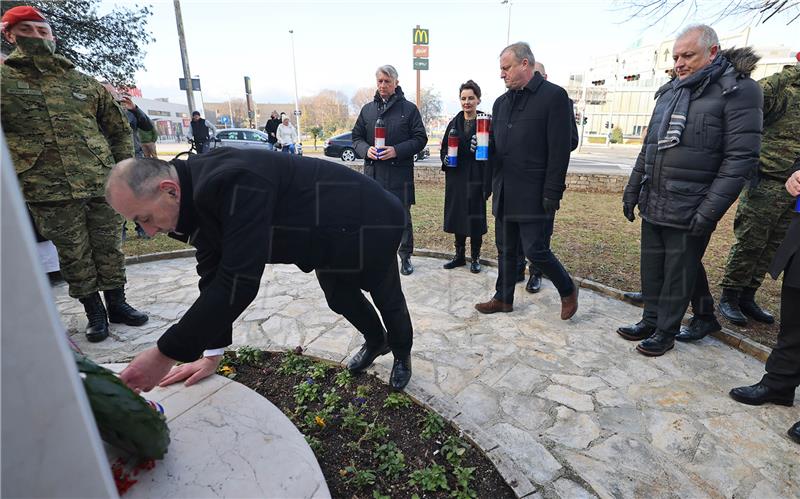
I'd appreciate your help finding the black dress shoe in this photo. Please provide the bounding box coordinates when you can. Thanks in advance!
[390,356,412,391]
[347,342,391,373]
[443,247,466,270]
[525,273,542,293]
[79,292,109,343]
[104,288,149,326]
[675,316,721,342]
[400,257,414,276]
[789,421,800,444]
[729,382,795,407]
[719,288,747,325]
[739,288,774,324]
[636,330,675,357]
[617,321,656,341]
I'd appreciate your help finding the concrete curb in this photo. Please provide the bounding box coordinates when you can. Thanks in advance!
[125,247,771,364]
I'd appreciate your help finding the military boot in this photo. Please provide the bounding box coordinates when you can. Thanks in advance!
[443,245,466,269]
[79,292,109,343]
[739,287,774,324]
[718,288,747,326]
[104,288,149,326]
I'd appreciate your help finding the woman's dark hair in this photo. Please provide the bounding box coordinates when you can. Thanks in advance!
[459,80,481,99]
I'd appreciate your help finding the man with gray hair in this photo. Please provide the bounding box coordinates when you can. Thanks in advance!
[475,42,579,319]
[352,64,428,276]
[618,24,762,356]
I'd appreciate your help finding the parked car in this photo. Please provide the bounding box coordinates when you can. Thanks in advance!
[216,128,303,156]
[324,132,429,162]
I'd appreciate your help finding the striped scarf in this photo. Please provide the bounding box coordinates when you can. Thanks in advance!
[657,55,728,150]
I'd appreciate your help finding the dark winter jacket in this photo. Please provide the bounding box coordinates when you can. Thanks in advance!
[159,148,406,362]
[264,117,281,144]
[352,86,428,206]
[623,48,763,230]
[126,106,153,158]
[490,72,573,219]
[439,111,491,236]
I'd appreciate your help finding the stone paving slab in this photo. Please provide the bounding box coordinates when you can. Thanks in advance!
[56,256,800,498]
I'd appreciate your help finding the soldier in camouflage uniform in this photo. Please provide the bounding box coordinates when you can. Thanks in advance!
[717,64,800,326]
[1,6,148,342]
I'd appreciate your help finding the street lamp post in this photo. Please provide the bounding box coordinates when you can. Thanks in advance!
[501,0,512,45]
[289,29,302,143]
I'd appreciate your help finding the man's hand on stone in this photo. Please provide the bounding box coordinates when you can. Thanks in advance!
[786,170,800,197]
[159,355,222,388]
[119,347,177,393]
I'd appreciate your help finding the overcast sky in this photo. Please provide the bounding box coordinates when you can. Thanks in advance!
[105,0,798,115]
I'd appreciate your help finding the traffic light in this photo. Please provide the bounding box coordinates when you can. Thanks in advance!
[583,116,588,125]
[605,121,609,129]
[591,79,605,86]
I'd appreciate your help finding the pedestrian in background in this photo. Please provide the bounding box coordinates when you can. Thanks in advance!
[352,64,428,276]
[276,116,298,154]
[187,110,217,153]
[139,120,159,159]
[440,79,491,274]
[264,110,281,151]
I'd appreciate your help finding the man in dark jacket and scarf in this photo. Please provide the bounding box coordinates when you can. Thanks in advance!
[352,65,428,275]
[106,149,415,392]
[475,42,579,320]
[618,24,763,356]
[730,168,800,444]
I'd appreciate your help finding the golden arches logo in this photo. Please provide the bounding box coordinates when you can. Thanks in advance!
[413,28,429,45]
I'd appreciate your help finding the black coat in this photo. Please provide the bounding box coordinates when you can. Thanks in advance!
[264,117,281,144]
[623,48,763,229]
[159,148,406,362]
[770,213,800,289]
[352,86,428,206]
[439,112,491,236]
[490,73,573,219]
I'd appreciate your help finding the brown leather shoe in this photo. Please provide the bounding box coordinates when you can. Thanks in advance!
[560,286,579,320]
[475,298,513,314]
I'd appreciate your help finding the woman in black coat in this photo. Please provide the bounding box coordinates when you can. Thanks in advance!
[439,80,492,273]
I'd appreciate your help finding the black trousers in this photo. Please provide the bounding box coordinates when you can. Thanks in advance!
[454,233,482,258]
[640,220,711,336]
[517,220,552,277]
[762,282,800,391]
[398,205,414,259]
[316,257,413,358]
[689,263,716,321]
[495,215,574,304]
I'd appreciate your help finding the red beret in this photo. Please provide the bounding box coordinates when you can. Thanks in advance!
[1,6,48,33]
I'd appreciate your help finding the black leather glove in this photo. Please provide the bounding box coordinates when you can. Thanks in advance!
[542,198,560,215]
[469,135,477,153]
[690,212,716,237]
[623,202,636,222]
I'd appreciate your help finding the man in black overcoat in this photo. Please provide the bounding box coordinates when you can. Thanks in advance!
[730,168,800,444]
[352,64,428,275]
[475,42,579,319]
[105,149,414,392]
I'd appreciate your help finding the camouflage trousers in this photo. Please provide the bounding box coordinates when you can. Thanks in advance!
[721,176,796,290]
[28,197,126,299]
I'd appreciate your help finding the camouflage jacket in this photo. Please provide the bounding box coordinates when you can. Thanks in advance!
[1,49,133,202]
[759,65,800,181]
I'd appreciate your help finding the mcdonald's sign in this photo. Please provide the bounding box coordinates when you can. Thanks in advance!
[412,27,429,45]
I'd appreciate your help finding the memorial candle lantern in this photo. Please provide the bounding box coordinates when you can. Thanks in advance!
[476,114,491,161]
[374,117,386,155]
[446,128,459,167]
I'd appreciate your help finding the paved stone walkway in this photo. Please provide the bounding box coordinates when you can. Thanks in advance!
[55,256,799,498]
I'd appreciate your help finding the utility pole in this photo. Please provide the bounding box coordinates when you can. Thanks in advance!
[289,30,302,140]
[415,25,421,110]
[501,0,512,45]
[578,68,590,152]
[173,0,195,114]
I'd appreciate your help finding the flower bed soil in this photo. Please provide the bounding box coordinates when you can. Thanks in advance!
[224,348,516,499]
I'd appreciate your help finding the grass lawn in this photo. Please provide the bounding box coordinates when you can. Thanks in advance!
[122,182,781,347]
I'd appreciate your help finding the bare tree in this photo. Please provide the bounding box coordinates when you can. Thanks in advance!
[300,90,351,137]
[416,87,444,129]
[351,87,376,115]
[616,0,800,27]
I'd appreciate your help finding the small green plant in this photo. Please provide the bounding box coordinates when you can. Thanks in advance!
[216,356,237,378]
[304,435,322,453]
[451,466,477,499]
[383,392,412,409]
[341,403,368,432]
[344,464,376,487]
[303,407,333,430]
[277,352,310,375]
[306,362,328,380]
[322,389,341,409]
[373,491,391,499]
[334,369,353,388]
[409,464,449,492]
[363,421,390,442]
[375,441,406,479]
[441,436,467,466]
[610,126,624,144]
[294,378,320,405]
[355,384,371,399]
[421,412,445,439]
[235,345,263,365]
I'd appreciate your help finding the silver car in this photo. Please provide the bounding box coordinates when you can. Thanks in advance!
[215,128,303,156]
